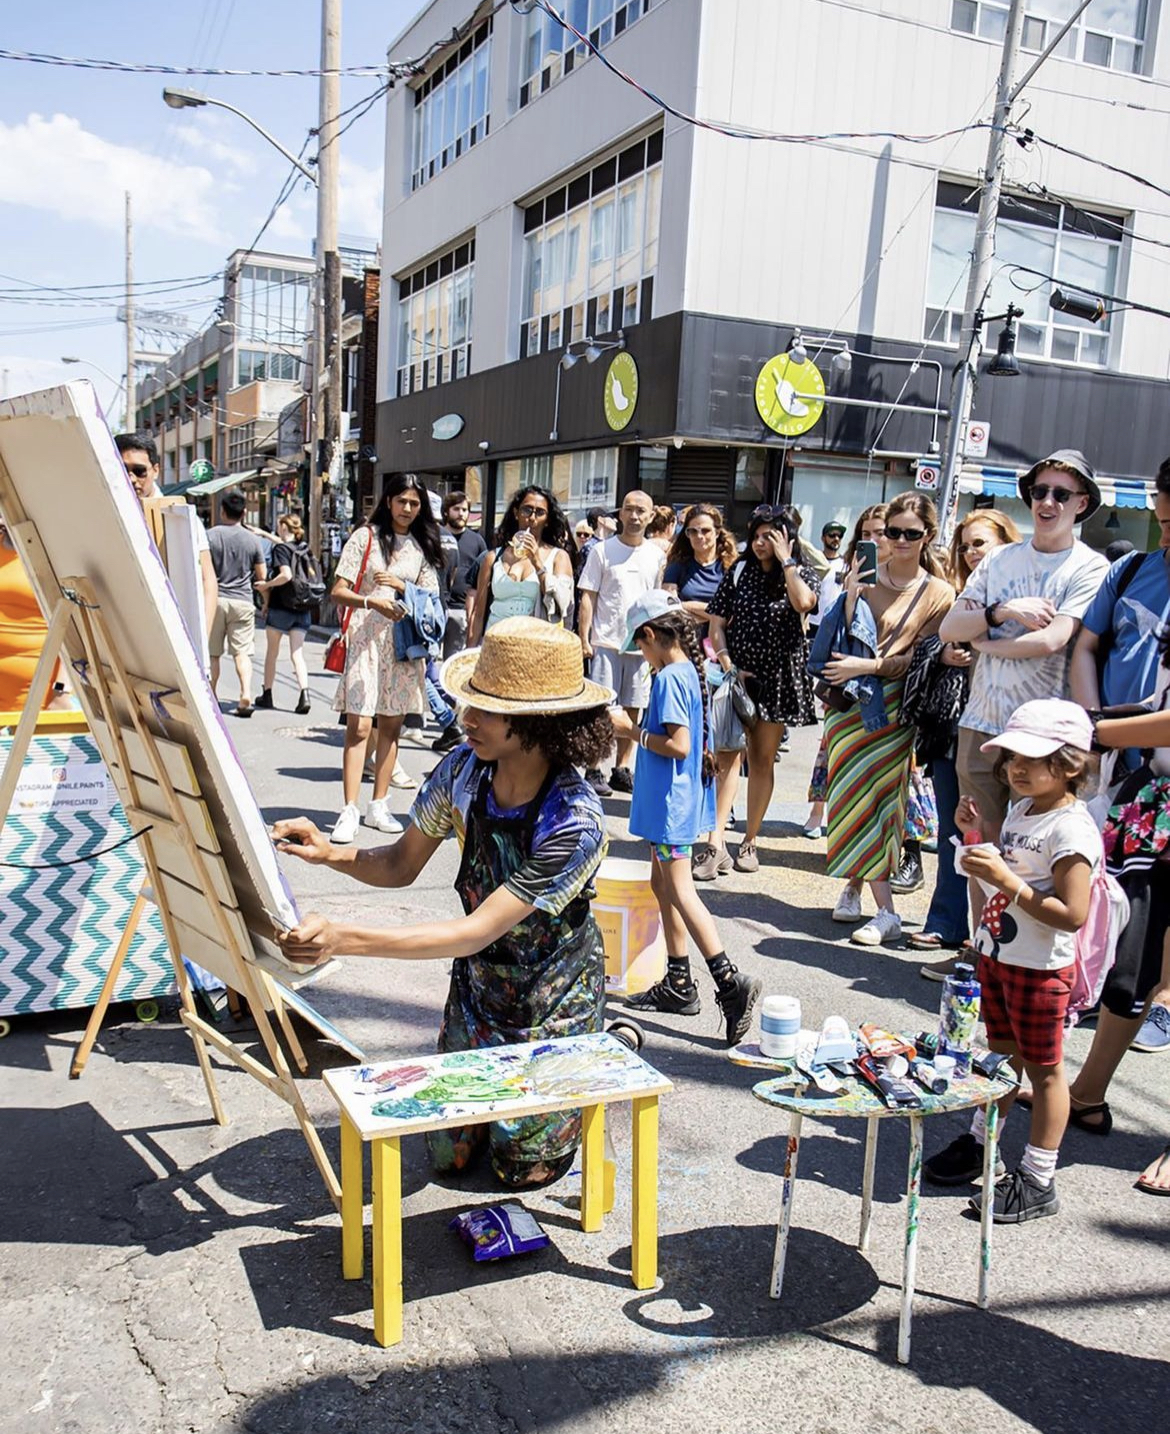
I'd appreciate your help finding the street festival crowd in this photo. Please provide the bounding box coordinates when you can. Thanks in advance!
[4,436,1170,1221]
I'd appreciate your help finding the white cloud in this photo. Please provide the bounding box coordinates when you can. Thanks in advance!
[339,156,384,244]
[0,113,224,240]
[171,121,259,177]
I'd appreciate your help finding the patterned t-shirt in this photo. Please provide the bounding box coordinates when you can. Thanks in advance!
[958,539,1109,735]
[410,749,607,914]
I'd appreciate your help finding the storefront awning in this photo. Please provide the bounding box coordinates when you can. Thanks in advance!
[958,463,1155,510]
[187,469,259,496]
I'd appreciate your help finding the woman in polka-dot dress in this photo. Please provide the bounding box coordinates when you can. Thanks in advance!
[706,506,819,873]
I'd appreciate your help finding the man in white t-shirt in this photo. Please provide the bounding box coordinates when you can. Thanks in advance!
[940,449,1109,838]
[577,490,664,794]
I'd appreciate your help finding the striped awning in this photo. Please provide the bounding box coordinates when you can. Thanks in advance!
[958,464,1155,510]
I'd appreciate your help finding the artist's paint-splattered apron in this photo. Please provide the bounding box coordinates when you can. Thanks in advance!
[428,763,605,1185]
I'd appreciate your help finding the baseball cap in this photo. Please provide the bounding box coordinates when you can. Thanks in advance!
[623,589,684,651]
[822,521,846,536]
[1018,449,1101,521]
[979,699,1093,758]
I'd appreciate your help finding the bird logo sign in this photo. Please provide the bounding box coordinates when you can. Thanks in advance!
[754,353,825,437]
[604,352,639,432]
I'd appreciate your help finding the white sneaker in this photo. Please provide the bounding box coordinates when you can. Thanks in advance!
[851,908,902,947]
[389,763,417,790]
[831,885,863,923]
[330,803,361,845]
[365,798,403,834]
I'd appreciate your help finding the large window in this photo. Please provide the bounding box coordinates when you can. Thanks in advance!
[925,181,1123,367]
[234,265,312,345]
[396,239,475,397]
[236,349,300,385]
[951,1,1147,74]
[411,19,491,192]
[497,448,618,520]
[520,1,656,108]
[521,130,662,357]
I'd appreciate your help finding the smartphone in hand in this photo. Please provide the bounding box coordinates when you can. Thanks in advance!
[856,539,879,584]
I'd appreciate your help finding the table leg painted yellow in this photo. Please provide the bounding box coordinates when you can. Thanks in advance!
[630,1095,659,1290]
[371,1136,403,1348]
[340,1113,364,1280]
[580,1103,605,1232]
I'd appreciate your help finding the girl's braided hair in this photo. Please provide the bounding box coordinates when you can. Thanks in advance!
[635,609,715,785]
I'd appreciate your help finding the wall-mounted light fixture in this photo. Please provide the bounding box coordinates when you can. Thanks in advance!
[549,331,626,442]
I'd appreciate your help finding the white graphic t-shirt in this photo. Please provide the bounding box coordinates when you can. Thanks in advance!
[970,798,1101,971]
[578,535,665,651]
[959,539,1109,735]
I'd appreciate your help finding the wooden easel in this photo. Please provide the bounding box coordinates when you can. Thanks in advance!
[0,577,341,1206]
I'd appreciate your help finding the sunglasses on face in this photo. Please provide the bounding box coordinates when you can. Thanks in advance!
[959,536,991,552]
[686,525,716,537]
[1029,483,1082,505]
[125,464,151,479]
[886,525,925,542]
[518,505,547,517]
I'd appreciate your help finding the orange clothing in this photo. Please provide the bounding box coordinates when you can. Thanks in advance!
[0,545,52,713]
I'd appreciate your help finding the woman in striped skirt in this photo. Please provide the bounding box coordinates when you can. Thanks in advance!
[821,493,954,947]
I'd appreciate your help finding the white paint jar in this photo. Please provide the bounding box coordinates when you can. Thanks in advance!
[759,995,802,1059]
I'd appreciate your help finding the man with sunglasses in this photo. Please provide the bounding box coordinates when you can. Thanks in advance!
[115,431,218,638]
[940,449,1109,838]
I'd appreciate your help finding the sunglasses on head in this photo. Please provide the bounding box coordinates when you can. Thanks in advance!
[1028,483,1082,505]
[125,464,151,478]
[752,504,783,521]
[886,525,925,542]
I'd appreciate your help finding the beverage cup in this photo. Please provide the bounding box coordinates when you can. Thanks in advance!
[759,995,802,1059]
[957,841,999,875]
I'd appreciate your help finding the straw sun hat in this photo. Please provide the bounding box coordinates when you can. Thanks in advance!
[440,616,615,714]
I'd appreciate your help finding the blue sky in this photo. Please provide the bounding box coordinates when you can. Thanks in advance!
[0,0,426,413]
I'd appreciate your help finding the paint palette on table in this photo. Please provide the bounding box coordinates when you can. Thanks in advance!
[327,1032,672,1135]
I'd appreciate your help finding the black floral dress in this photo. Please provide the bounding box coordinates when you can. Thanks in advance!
[707,560,819,725]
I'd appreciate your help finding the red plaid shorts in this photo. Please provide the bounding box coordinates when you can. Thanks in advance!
[975,953,1073,1068]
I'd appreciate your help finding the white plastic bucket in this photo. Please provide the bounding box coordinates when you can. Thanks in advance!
[591,857,666,995]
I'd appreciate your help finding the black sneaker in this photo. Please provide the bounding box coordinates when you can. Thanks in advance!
[969,1167,1060,1223]
[626,978,701,1017]
[585,767,613,797]
[715,971,762,1047]
[432,722,464,753]
[890,848,924,894]
[924,1133,1006,1187]
[609,765,634,793]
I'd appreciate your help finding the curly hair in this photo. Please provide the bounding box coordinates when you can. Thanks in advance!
[630,609,715,784]
[993,743,1093,795]
[495,486,575,565]
[665,503,738,571]
[507,706,615,771]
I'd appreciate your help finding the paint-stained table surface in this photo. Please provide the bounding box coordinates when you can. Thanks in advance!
[324,1032,673,1139]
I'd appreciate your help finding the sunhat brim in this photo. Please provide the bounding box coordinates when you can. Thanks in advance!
[440,647,615,715]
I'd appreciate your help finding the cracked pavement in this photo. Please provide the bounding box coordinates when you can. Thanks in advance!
[2,642,1168,1432]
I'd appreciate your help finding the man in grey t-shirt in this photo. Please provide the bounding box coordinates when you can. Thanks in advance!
[207,489,266,716]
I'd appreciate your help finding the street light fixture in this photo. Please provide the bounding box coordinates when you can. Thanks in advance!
[981,304,1025,378]
[550,331,626,441]
[160,87,318,186]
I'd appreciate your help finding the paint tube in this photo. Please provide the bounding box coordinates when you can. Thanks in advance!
[858,1024,916,1061]
[909,1057,948,1095]
[449,1203,551,1262]
[972,1050,1012,1081]
[854,1051,923,1109]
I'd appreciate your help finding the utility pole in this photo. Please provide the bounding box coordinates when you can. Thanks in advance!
[311,0,342,557]
[124,191,135,431]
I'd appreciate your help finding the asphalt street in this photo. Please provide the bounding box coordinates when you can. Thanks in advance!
[2,635,1168,1434]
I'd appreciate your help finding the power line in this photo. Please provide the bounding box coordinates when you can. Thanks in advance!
[0,47,389,78]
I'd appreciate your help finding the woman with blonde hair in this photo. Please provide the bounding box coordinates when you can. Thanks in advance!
[816,492,955,945]
[646,504,677,554]
[255,512,314,715]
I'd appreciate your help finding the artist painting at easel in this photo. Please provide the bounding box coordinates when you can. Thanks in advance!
[272,617,615,1187]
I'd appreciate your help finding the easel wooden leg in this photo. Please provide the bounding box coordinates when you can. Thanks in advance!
[897,1112,925,1366]
[858,1114,879,1252]
[580,1103,605,1233]
[171,954,227,1126]
[341,1112,364,1280]
[371,1135,403,1347]
[69,888,148,1079]
[770,1111,803,1299]
[264,973,309,1075]
[978,1097,999,1310]
[630,1095,659,1290]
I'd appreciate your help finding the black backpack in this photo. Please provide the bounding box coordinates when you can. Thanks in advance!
[287,541,327,612]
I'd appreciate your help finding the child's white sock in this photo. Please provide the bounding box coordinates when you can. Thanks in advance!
[969,1107,994,1145]
[1020,1143,1059,1187]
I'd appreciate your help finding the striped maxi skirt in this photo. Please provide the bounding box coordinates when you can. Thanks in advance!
[824,679,914,882]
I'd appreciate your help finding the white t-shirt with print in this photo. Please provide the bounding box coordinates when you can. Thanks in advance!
[969,797,1102,971]
[578,535,664,651]
[959,539,1109,735]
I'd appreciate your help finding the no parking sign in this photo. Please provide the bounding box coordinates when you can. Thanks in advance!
[915,460,940,492]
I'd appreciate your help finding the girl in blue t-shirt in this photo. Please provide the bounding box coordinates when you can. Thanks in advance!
[610,593,762,1045]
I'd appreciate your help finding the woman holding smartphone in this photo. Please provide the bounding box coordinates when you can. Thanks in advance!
[821,492,954,946]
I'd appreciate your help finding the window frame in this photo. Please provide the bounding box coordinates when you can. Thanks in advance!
[950,0,1148,75]
[395,239,476,397]
[519,0,656,109]
[411,19,493,192]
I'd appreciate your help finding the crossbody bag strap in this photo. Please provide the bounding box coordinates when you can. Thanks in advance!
[876,577,930,658]
[339,527,375,636]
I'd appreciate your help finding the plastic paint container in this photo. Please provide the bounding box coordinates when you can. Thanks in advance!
[932,1053,956,1089]
[591,858,667,995]
[759,996,802,1058]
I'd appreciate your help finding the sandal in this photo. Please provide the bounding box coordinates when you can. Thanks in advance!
[1136,1142,1170,1196]
[907,932,958,952]
[1012,1090,1113,1135]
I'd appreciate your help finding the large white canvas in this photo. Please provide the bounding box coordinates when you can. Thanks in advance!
[0,381,304,985]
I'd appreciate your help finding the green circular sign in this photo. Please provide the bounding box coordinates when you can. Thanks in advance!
[754,353,825,437]
[604,352,639,432]
[188,458,215,483]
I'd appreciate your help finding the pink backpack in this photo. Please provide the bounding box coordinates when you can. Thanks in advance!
[1068,864,1129,1026]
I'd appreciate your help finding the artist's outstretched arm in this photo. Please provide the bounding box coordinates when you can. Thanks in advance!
[277,884,536,965]
[271,817,441,888]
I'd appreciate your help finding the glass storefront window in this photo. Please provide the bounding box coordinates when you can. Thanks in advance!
[496,448,617,523]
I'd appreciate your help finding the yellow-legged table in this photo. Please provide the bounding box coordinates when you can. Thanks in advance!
[323,1032,673,1346]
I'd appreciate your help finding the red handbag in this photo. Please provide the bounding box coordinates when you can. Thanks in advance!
[323,528,374,676]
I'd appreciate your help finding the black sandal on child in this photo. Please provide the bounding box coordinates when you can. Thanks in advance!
[1017,1090,1113,1135]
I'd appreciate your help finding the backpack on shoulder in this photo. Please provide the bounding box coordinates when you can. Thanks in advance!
[287,542,327,612]
[1068,863,1129,1027]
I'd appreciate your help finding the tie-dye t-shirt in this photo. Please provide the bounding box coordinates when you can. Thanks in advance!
[410,748,607,913]
[958,539,1109,736]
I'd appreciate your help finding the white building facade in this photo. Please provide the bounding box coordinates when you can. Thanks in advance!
[376,0,1170,546]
